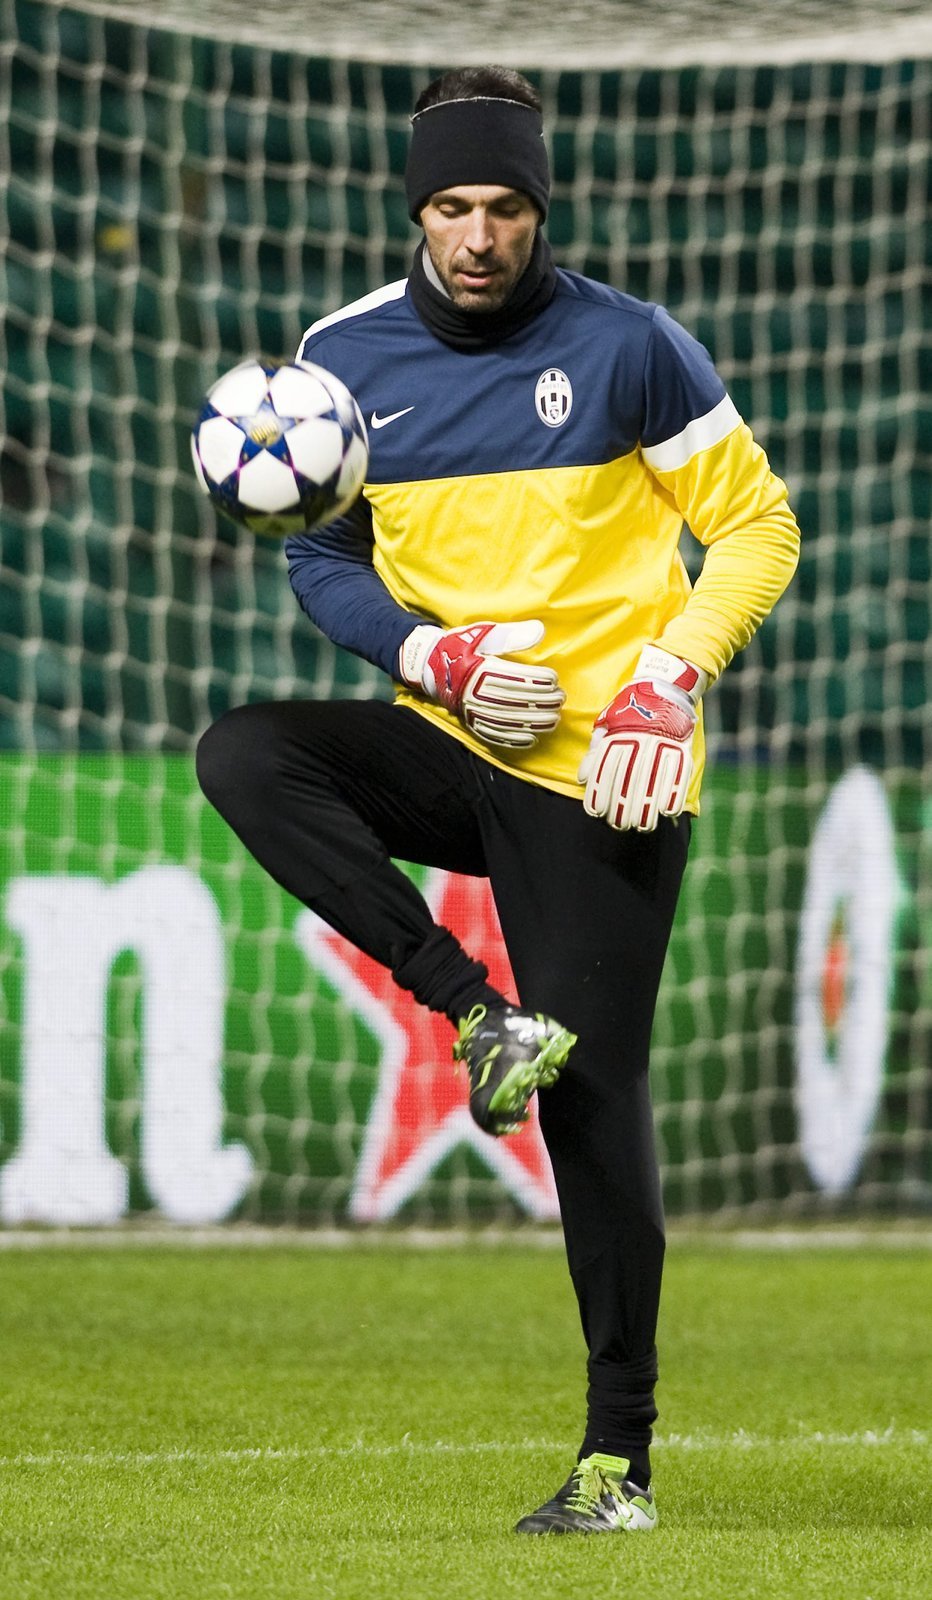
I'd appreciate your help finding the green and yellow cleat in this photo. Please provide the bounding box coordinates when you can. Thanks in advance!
[453,1003,576,1137]
[515,1453,657,1535]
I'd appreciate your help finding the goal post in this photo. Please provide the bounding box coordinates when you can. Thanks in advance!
[1,0,930,1224]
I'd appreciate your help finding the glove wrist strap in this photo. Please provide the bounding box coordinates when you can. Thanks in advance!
[634,645,709,705]
[399,625,443,691]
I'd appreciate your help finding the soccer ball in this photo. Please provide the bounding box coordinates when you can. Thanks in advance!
[191,358,369,536]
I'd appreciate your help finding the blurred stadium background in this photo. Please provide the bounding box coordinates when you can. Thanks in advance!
[1,0,931,1230]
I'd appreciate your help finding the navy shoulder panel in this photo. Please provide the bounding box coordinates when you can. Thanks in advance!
[298,279,409,348]
[291,270,729,484]
[551,269,657,324]
[641,305,727,449]
[552,273,726,446]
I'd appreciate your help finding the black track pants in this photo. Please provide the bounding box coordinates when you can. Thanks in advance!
[197,698,690,1458]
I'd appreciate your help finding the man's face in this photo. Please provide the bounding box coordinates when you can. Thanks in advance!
[420,185,539,312]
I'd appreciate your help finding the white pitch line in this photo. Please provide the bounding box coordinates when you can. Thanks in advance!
[0,1225,929,1251]
[0,1430,926,1469]
[702,1228,932,1252]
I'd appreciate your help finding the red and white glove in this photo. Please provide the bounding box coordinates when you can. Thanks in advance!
[578,646,710,832]
[399,620,564,749]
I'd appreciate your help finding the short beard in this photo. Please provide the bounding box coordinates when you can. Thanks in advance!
[426,242,534,314]
[446,278,512,312]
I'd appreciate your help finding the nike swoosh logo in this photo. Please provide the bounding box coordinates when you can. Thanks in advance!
[369,406,415,429]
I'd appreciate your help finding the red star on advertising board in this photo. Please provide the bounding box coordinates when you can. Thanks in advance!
[295,870,559,1221]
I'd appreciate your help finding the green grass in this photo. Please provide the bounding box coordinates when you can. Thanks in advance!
[0,1238,929,1599]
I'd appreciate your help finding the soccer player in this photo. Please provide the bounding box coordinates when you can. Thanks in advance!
[197,65,800,1534]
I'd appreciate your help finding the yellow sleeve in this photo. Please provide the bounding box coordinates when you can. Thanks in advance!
[647,419,801,683]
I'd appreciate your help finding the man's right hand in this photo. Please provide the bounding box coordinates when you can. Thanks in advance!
[398,621,564,749]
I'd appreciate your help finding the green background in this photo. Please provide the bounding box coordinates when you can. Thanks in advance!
[1,4,930,1217]
[2,1,930,756]
[1,754,928,1220]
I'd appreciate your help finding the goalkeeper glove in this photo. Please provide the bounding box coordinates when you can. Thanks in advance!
[399,620,564,750]
[578,645,710,832]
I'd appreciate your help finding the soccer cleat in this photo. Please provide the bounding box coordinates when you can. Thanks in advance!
[452,1003,576,1136]
[514,1452,657,1535]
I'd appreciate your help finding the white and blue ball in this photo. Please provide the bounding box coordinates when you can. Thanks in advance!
[191,359,369,537]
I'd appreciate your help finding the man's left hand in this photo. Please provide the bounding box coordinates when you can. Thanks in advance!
[578,647,709,832]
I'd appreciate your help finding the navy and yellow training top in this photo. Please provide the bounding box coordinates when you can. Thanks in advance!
[286,269,800,811]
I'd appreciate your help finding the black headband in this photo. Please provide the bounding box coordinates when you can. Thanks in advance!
[405,97,551,223]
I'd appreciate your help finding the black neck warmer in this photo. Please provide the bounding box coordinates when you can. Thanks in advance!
[407,233,558,351]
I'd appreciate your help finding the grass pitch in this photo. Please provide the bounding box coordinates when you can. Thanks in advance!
[0,1235,929,1599]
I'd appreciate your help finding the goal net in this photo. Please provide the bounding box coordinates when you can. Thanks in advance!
[1,0,930,1225]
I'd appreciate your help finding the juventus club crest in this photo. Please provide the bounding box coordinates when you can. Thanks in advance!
[535,367,573,427]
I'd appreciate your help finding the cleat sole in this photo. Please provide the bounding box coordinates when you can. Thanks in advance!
[486,1027,576,1120]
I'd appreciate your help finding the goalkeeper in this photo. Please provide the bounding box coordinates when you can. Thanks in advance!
[197,65,799,1536]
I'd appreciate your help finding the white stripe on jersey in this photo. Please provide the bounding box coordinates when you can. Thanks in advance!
[642,393,742,473]
[298,279,407,351]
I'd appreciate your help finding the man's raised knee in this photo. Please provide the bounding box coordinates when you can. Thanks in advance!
[195,705,272,809]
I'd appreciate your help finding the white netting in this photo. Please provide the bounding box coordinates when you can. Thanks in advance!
[74,0,932,66]
[0,0,929,1223]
